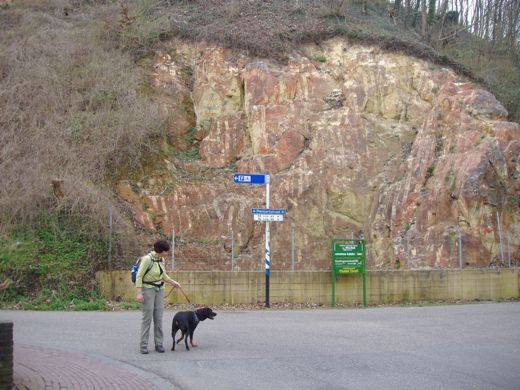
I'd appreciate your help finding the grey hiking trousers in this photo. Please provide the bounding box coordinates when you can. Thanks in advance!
[140,287,165,349]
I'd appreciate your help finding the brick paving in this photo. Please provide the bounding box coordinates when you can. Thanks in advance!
[13,344,163,390]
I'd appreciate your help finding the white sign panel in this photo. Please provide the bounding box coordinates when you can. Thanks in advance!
[253,214,284,222]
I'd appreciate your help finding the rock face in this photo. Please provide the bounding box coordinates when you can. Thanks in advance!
[118,38,520,271]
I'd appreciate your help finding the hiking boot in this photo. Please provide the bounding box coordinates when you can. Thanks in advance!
[140,347,149,354]
[155,345,165,353]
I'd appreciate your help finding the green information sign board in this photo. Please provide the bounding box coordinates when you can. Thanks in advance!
[332,238,366,307]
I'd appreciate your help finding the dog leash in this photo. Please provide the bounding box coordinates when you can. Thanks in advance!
[164,285,191,303]
[178,286,191,303]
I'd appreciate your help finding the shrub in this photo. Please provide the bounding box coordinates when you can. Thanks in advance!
[0,213,108,309]
[315,55,327,62]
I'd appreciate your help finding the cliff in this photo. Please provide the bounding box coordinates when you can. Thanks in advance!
[117,38,519,270]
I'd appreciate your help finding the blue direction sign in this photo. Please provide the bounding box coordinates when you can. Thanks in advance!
[233,173,269,185]
[251,208,286,214]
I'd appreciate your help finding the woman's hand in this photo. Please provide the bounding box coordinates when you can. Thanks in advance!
[136,292,144,303]
[171,280,181,289]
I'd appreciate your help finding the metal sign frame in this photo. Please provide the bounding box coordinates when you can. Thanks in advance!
[331,238,367,307]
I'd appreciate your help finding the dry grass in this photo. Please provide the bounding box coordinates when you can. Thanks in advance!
[0,1,167,252]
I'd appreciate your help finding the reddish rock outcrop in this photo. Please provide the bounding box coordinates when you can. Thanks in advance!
[119,38,519,271]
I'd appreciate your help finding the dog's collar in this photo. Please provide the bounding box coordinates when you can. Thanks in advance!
[193,311,199,324]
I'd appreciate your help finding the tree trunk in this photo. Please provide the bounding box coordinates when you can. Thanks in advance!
[437,0,450,40]
[394,0,402,14]
[404,0,411,26]
[421,0,428,38]
[427,0,436,25]
[413,0,421,27]
[507,0,520,50]
[472,0,481,35]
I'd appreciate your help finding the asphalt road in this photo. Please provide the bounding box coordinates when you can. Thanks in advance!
[3,302,520,390]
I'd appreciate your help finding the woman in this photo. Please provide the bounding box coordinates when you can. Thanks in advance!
[135,239,181,354]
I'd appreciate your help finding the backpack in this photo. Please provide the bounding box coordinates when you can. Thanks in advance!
[131,253,153,284]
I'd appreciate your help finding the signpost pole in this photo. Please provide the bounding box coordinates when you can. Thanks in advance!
[362,241,367,307]
[265,176,270,308]
[233,172,281,308]
[332,239,336,307]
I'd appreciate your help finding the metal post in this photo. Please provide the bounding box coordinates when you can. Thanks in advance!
[231,230,234,272]
[507,231,511,268]
[497,211,505,265]
[291,226,295,271]
[331,239,336,307]
[362,240,367,308]
[265,175,270,308]
[108,206,112,271]
[108,206,114,300]
[458,228,463,268]
[172,229,175,271]
[406,233,410,268]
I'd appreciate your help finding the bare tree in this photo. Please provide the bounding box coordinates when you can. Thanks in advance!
[437,0,450,39]
[421,0,428,37]
[404,0,412,26]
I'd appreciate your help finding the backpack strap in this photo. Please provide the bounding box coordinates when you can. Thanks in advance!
[141,252,154,278]
[142,254,164,288]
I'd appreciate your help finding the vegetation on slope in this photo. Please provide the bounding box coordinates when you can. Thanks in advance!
[0,0,518,308]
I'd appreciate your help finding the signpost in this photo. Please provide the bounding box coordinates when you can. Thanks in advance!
[233,173,269,185]
[233,173,283,307]
[251,208,286,222]
[331,238,366,307]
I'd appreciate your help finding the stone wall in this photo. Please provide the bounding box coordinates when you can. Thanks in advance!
[96,268,520,306]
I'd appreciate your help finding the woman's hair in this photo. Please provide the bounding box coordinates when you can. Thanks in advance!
[153,239,170,253]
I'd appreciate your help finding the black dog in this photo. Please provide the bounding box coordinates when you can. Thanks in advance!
[171,307,217,351]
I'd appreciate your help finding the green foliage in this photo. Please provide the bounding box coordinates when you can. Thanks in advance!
[182,66,193,77]
[178,127,202,160]
[315,55,327,62]
[182,127,198,144]
[0,213,108,310]
[8,289,106,311]
[178,148,202,160]
[426,164,435,178]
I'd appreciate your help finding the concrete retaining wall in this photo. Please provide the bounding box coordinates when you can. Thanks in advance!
[95,268,520,306]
